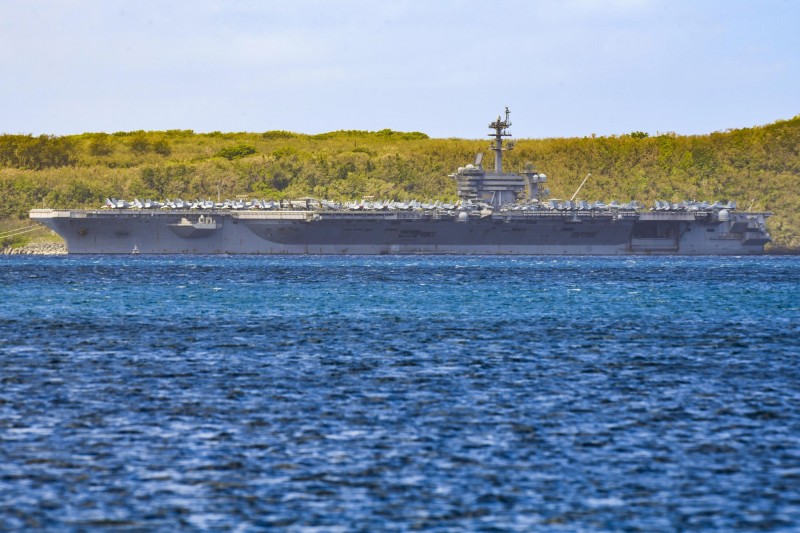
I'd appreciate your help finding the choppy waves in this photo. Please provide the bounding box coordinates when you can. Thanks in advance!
[1,256,799,530]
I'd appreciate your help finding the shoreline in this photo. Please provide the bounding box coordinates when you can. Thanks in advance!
[2,242,67,255]
[2,243,797,256]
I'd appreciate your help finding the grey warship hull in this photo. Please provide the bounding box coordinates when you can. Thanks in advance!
[28,109,773,255]
[30,208,771,255]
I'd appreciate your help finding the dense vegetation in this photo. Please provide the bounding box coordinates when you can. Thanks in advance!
[1,117,799,250]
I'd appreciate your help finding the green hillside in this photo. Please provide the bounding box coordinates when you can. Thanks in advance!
[2,117,799,250]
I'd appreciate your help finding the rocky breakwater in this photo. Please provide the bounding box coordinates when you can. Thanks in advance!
[2,242,67,255]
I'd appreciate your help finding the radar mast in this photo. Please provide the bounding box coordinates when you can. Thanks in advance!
[489,106,512,173]
[450,107,532,207]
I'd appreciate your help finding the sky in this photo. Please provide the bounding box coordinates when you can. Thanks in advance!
[1,0,798,139]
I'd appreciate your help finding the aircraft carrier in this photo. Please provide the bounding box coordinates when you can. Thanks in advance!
[30,110,772,255]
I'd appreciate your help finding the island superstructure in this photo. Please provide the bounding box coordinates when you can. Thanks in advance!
[30,110,772,255]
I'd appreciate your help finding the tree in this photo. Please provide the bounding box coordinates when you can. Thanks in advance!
[153,139,171,156]
[130,136,150,154]
[89,135,113,156]
[215,144,257,160]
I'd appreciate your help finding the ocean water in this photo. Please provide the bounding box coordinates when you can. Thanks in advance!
[1,255,799,531]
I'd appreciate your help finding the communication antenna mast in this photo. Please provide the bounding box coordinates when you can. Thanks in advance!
[489,106,512,173]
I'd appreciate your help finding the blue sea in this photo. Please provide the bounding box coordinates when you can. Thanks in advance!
[1,255,799,531]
